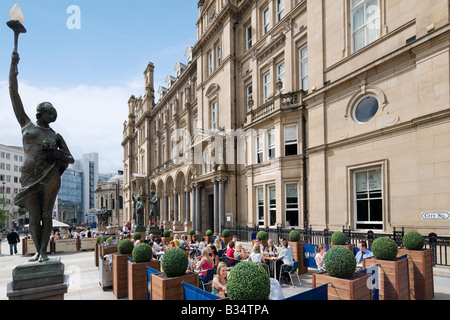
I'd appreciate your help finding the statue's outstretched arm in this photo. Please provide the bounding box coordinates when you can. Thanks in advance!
[9,52,30,128]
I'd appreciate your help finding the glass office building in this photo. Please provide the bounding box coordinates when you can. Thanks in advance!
[57,169,83,224]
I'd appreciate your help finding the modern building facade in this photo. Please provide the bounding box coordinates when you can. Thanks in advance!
[123,0,450,236]
[0,144,24,229]
[56,153,101,224]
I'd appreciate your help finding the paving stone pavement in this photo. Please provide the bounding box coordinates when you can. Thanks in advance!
[1,239,449,301]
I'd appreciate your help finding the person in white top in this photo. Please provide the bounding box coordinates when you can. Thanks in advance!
[249,245,265,263]
[276,239,295,283]
[315,243,327,272]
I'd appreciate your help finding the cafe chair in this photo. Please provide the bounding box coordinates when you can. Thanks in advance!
[279,261,301,287]
[199,268,215,292]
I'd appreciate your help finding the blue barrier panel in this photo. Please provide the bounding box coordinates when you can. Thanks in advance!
[302,244,329,268]
[147,267,160,300]
[183,281,221,300]
[128,257,134,261]
[358,264,379,300]
[283,283,328,300]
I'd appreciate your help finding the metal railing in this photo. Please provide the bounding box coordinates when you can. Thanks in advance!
[221,224,450,267]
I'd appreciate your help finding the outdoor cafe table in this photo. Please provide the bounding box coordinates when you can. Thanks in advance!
[263,253,279,279]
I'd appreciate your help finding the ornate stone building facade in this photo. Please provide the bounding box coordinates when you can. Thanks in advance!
[123,0,450,236]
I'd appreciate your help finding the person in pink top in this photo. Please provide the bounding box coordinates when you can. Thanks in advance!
[197,247,214,276]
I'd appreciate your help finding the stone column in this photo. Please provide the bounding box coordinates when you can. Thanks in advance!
[173,190,183,231]
[191,184,197,230]
[218,177,227,232]
[213,178,219,235]
[184,186,192,231]
[194,183,203,232]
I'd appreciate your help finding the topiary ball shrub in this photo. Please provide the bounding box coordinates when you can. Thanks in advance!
[227,261,270,300]
[133,232,141,240]
[105,237,113,244]
[163,230,171,237]
[188,229,196,236]
[331,231,346,245]
[222,229,230,237]
[288,230,301,242]
[161,248,189,277]
[323,245,357,279]
[205,229,213,236]
[402,232,425,250]
[96,236,103,244]
[132,243,153,263]
[256,230,267,240]
[372,237,398,261]
[118,239,134,254]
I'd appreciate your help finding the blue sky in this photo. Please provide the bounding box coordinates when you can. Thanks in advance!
[0,0,198,173]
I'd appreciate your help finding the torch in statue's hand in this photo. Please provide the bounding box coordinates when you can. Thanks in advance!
[7,4,26,74]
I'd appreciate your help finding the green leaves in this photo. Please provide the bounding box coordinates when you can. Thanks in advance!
[227,261,270,300]
[324,246,357,279]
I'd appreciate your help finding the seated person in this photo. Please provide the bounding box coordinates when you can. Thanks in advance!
[355,241,373,267]
[212,262,228,295]
[264,239,278,255]
[249,245,265,263]
[225,241,235,265]
[315,243,327,272]
[233,242,247,261]
[275,240,294,283]
[196,248,214,277]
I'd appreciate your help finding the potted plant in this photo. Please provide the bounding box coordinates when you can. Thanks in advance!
[227,261,271,300]
[313,245,371,300]
[288,230,307,274]
[222,229,231,246]
[398,232,434,300]
[133,232,141,242]
[113,239,134,299]
[330,231,354,252]
[163,230,173,243]
[254,230,268,248]
[187,229,196,242]
[363,237,409,300]
[204,229,213,244]
[100,236,117,261]
[151,247,198,300]
[128,243,161,300]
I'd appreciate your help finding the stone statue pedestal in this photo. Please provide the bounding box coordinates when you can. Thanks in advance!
[184,221,193,232]
[7,257,69,300]
[172,221,183,232]
[133,225,147,233]
[146,225,162,237]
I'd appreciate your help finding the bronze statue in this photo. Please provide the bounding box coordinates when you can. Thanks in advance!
[132,194,144,228]
[149,190,159,225]
[9,52,74,262]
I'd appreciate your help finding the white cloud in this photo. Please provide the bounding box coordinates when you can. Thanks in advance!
[0,79,142,173]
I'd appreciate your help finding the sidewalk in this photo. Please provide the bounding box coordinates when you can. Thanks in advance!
[1,239,449,300]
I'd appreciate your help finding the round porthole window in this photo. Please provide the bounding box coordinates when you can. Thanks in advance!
[353,95,379,123]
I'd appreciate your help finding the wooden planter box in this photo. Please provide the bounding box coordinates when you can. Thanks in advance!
[113,253,133,299]
[100,244,118,257]
[223,237,232,246]
[363,257,410,300]
[204,236,213,244]
[288,241,308,274]
[252,239,268,249]
[151,272,199,300]
[398,248,434,300]
[313,271,372,300]
[128,260,161,300]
